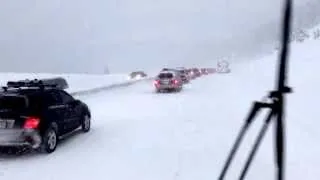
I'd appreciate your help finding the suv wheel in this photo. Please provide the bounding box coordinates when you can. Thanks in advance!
[81,114,91,133]
[40,125,58,153]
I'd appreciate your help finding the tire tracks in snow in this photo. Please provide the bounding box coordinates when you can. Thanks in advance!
[172,117,201,180]
[0,158,8,177]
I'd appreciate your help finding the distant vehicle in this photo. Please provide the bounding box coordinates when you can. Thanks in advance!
[161,68,189,84]
[154,71,183,93]
[190,68,201,78]
[175,69,190,84]
[161,68,174,72]
[185,69,195,79]
[128,71,147,80]
[200,68,209,75]
[0,78,91,154]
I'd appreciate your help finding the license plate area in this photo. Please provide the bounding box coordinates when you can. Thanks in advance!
[0,119,15,129]
[160,79,171,84]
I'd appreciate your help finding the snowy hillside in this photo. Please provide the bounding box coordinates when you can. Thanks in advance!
[0,23,318,180]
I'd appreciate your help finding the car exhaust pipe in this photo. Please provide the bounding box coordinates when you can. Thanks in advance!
[23,130,42,149]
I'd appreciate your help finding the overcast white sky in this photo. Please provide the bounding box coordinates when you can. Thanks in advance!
[0,0,319,73]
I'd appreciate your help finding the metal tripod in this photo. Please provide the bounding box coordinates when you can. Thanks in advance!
[217,0,293,179]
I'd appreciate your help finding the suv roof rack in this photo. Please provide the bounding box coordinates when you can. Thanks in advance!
[3,77,69,91]
[162,68,178,71]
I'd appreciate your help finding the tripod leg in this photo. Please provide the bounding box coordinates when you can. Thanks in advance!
[275,98,285,180]
[218,102,262,180]
[238,109,275,180]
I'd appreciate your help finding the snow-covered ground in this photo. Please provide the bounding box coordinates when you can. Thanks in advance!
[0,22,318,180]
[0,73,129,93]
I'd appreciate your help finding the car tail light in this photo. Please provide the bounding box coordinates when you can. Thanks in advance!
[172,79,179,84]
[23,117,40,129]
[153,80,160,86]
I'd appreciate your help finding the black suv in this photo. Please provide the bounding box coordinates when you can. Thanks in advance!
[0,78,91,154]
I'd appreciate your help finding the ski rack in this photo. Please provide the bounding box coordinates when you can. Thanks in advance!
[2,77,69,91]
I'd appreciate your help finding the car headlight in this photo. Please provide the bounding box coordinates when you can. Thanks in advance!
[136,74,142,79]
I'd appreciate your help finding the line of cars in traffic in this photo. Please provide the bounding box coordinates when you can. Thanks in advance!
[153,67,215,93]
[0,68,215,155]
[0,67,216,155]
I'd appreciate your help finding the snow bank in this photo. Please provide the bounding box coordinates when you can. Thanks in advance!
[0,73,129,94]
[209,24,320,179]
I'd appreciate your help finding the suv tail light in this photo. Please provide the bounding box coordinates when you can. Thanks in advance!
[23,117,40,129]
[172,79,179,84]
[153,80,160,86]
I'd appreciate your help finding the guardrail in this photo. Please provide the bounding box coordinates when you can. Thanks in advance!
[0,72,155,97]
[71,77,154,97]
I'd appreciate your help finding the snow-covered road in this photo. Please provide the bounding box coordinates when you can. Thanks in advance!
[0,74,249,180]
[0,68,284,180]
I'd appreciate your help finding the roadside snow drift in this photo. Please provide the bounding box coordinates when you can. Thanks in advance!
[0,73,129,93]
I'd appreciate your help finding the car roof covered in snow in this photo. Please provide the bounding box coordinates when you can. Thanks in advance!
[159,70,176,75]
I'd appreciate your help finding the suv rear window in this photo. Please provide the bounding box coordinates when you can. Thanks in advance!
[27,94,46,110]
[158,73,173,79]
[0,95,27,110]
[179,70,187,74]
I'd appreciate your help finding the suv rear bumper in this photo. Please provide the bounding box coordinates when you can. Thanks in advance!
[156,84,180,90]
[182,79,189,83]
[0,129,41,149]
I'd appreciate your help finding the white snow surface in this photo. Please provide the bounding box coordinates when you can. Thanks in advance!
[0,26,319,179]
[0,73,128,93]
